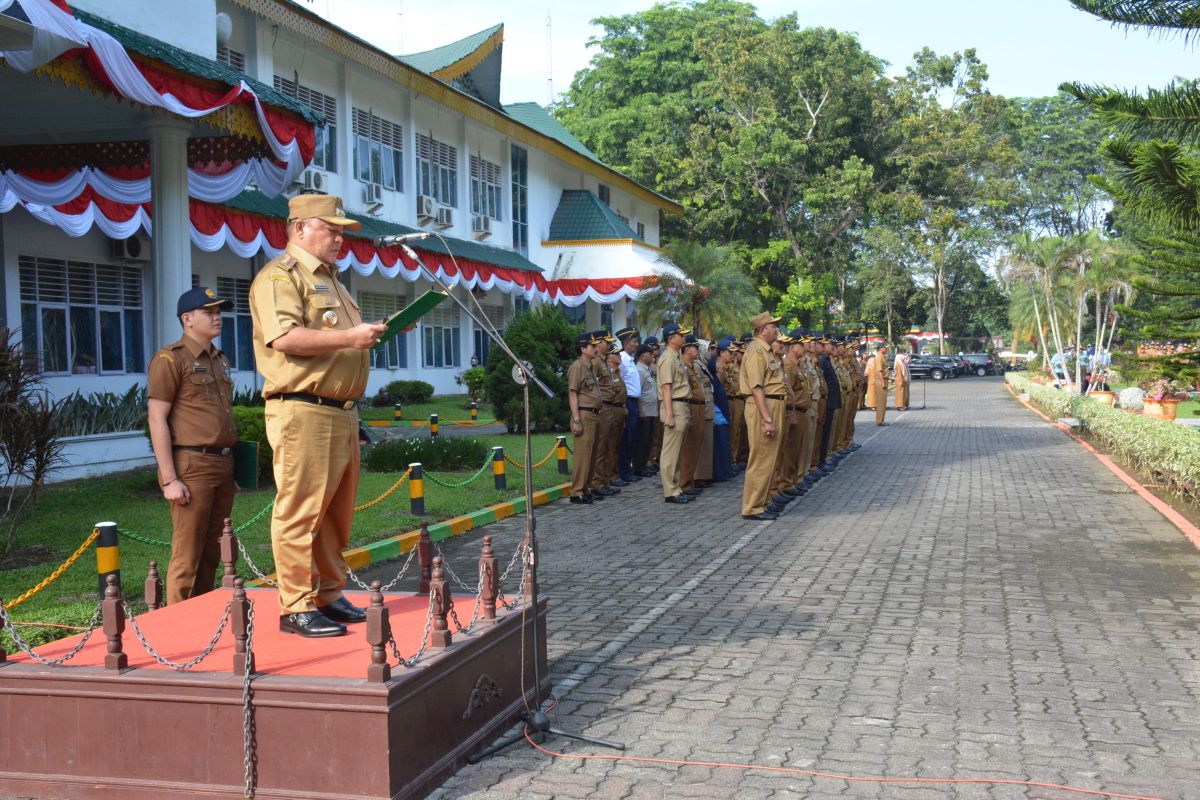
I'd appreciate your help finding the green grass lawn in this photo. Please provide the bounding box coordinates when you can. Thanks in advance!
[358,394,495,423]
[0,432,567,649]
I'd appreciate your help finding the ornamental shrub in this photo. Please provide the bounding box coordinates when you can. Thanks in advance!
[483,306,580,433]
[363,436,489,473]
[232,405,273,484]
[371,380,435,407]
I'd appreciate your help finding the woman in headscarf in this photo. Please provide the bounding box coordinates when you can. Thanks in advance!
[894,352,911,411]
[707,338,735,482]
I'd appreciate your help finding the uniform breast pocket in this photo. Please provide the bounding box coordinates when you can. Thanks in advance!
[190,372,215,392]
[307,292,342,328]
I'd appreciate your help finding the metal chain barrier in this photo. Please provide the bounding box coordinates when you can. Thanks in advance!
[450,418,499,426]
[423,452,494,489]
[497,553,530,611]
[503,442,558,471]
[446,563,486,635]
[5,529,101,609]
[386,589,437,668]
[346,544,418,591]
[235,536,278,587]
[124,603,232,670]
[235,500,274,532]
[0,598,104,665]
[354,467,413,512]
[241,602,257,799]
[122,497,274,552]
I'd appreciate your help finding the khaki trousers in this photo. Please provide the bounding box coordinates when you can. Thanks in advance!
[697,416,714,481]
[772,411,801,494]
[167,449,235,605]
[591,406,615,489]
[871,384,887,425]
[729,398,746,463]
[605,405,626,483]
[741,397,785,516]
[795,407,819,485]
[678,404,706,491]
[265,400,359,615]
[658,400,690,497]
[570,409,599,497]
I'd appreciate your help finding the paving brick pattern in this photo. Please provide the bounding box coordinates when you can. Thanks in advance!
[359,378,1200,800]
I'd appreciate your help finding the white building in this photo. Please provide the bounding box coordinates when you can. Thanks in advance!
[0,0,683,400]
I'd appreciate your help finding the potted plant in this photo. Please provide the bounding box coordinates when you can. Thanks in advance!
[1142,378,1183,419]
[1087,388,1116,407]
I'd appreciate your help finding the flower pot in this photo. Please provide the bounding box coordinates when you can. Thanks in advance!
[1144,398,1181,420]
[1088,390,1116,407]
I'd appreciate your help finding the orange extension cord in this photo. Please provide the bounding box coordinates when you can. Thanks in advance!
[521,696,1169,800]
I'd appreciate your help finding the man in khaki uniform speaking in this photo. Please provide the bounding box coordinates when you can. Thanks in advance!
[147,286,238,605]
[656,322,693,504]
[567,332,601,504]
[739,312,786,520]
[249,193,386,638]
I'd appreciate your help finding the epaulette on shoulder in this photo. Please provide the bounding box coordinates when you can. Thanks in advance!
[274,253,298,270]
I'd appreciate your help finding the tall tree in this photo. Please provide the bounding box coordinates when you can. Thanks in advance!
[634,240,761,337]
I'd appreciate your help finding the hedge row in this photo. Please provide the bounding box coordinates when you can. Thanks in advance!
[1005,372,1200,502]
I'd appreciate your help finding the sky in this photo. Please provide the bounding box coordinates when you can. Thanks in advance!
[309,0,1198,106]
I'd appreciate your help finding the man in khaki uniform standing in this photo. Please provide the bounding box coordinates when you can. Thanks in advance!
[567,332,601,504]
[590,331,623,496]
[249,194,386,638]
[148,287,238,605]
[867,343,890,426]
[776,331,812,498]
[739,312,786,520]
[656,322,693,504]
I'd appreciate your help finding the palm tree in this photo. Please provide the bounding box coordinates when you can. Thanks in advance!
[635,240,761,338]
[999,232,1075,386]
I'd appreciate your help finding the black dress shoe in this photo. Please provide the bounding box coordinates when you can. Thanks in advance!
[683,488,702,496]
[783,487,804,497]
[695,480,714,488]
[317,596,367,623]
[665,494,690,504]
[742,511,779,521]
[596,486,620,496]
[876,422,888,426]
[588,491,605,501]
[621,474,641,483]
[569,495,592,505]
[767,502,786,513]
[771,493,792,505]
[280,611,347,638]
[611,478,630,487]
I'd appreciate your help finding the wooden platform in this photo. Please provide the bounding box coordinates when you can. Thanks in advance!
[0,588,548,799]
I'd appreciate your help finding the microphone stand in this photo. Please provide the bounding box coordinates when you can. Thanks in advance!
[396,242,624,762]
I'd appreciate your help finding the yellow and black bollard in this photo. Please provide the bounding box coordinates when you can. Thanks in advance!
[470,402,478,422]
[95,521,120,597]
[492,446,507,490]
[409,462,425,516]
[429,413,439,438]
[394,403,403,423]
[557,435,569,474]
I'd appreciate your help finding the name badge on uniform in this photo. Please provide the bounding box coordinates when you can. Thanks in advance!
[193,365,208,373]
[314,284,331,292]
[322,310,338,328]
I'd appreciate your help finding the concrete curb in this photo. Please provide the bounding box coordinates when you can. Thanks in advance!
[1004,383,1200,552]
[247,483,570,586]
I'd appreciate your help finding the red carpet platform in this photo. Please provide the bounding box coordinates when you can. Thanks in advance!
[0,587,548,800]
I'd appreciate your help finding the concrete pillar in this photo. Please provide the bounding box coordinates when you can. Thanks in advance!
[584,299,601,331]
[147,120,193,352]
[612,298,628,332]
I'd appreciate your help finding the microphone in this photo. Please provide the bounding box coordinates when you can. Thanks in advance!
[373,232,432,247]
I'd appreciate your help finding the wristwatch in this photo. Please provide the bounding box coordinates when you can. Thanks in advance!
[764,419,774,425]
[573,417,581,424]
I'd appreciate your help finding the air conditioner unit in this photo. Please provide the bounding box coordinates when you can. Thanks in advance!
[363,182,384,212]
[302,169,324,192]
[435,206,454,229]
[417,194,436,221]
[110,234,151,262]
[472,213,492,239]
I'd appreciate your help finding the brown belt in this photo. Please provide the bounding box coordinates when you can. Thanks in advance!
[787,405,805,411]
[174,445,232,456]
[578,407,599,413]
[687,400,706,406]
[268,392,357,410]
[603,401,625,408]
[764,394,785,400]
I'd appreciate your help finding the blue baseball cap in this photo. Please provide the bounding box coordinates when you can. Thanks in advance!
[177,286,233,317]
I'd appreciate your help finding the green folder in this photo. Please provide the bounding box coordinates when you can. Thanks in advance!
[233,440,259,491]
[377,290,448,345]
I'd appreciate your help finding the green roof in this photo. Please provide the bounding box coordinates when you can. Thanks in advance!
[224,190,542,274]
[73,10,322,125]
[504,102,597,160]
[548,190,640,242]
[398,23,502,75]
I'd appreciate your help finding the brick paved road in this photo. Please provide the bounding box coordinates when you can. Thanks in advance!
[363,377,1200,800]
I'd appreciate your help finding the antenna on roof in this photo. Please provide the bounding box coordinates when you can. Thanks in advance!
[546,14,553,106]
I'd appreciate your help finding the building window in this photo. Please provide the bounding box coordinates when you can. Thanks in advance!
[415,133,458,207]
[352,108,403,191]
[217,45,245,73]
[274,75,337,172]
[472,304,505,366]
[617,212,630,227]
[510,144,528,256]
[514,297,531,315]
[19,256,145,375]
[216,276,255,372]
[600,304,614,333]
[636,221,646,240]
[358,291,408,369]
[421,305,461,368]
[470,154,502,221]
[598,184,611,206]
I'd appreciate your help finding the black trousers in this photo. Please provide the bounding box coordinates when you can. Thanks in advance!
[634,415,656,473]
[818,407,837,465]
[618,397,640,478]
